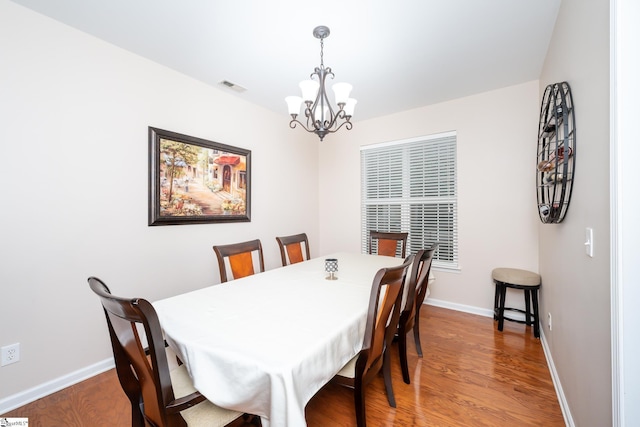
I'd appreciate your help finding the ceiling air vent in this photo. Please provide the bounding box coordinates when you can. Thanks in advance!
[219,80,246,93]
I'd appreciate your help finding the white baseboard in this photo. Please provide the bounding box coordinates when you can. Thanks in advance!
[0,358,114,414]
[426,297,573,426]
[426,297,495,318]
[540,330,575,427]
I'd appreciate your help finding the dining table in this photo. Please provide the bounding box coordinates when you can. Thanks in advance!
[152,252,406,427]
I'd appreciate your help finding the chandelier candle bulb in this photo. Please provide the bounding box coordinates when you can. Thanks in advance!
[285,96,303,117]
[344,98,357,117]
[332,82,353,105]
[299,80,319,103]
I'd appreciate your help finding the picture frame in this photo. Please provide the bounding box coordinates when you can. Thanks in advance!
[149,127,251,226]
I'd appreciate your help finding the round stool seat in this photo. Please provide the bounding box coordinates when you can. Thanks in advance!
[492,268,540,287]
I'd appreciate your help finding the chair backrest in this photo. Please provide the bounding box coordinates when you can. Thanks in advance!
[358,257,413,379]
[213,239,265,283]
[275,233,311,266]
[401,245,437,329]
[88,276,194,427]
[369,231,408,258]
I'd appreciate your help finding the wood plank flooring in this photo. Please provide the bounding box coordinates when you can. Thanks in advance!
[1,306,565,426]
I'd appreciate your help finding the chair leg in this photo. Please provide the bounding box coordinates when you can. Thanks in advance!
[243,414,262,426]
[413,313,423,358]
[354,381,367,427]
[398,331,411,384]
[131,397,145,427]
[382,348,397,408]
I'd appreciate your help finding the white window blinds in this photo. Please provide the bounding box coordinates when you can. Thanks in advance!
[360,131,458,269]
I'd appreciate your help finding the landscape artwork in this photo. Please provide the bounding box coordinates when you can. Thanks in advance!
[148,127,251,225]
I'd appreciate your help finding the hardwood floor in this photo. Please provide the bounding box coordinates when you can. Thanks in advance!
[1,306,565,426]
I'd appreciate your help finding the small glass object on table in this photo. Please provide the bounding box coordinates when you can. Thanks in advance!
[325,258,338,280]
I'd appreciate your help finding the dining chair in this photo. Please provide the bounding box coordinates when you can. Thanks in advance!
[396,245,437,384]
[331,257,413,427]
[213,239,265,283]
[368,231,408,258]
[87,276,246,427]
[275,233,310,266]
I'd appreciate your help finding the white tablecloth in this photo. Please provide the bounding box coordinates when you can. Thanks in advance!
[153,252,404,427]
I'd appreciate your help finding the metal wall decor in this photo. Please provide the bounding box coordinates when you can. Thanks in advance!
[536,82,575,224]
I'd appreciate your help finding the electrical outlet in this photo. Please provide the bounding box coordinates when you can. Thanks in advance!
[548,313,552,331]
[1,343,20,366]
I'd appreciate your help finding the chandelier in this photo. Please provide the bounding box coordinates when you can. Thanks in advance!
[285,26,357,141]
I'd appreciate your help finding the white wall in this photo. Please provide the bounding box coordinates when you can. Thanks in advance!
[539,0,611,425]
[614,0,640,424]
[318,81,540,312]
[0,0,318,402]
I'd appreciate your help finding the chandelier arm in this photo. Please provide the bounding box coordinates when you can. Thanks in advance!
[319,107,348,132]
[325,115,353,134]
[310,103,338,131]
[289,117,314,133]
[303,104,320,131]
[289,115,352,140]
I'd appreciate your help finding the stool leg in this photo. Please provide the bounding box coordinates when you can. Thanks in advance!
[524,289,532,326]
[532,288,540,338]
[493,281,501,320]
[497,282,507,332]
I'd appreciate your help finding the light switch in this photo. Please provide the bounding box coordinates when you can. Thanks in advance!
[585,227,594,257]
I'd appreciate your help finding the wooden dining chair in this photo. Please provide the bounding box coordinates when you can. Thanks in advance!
[368,231,408,258]
[275,233,310,266]
[213,239,265,283]
[331,257,413,427]
[87,276,246,427]
[396,245,437,384]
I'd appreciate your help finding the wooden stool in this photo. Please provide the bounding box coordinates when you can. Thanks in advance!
[492,268,541,338]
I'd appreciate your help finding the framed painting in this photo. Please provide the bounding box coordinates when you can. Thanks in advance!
[149,127,251,225]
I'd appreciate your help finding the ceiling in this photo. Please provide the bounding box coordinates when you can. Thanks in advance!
[10,0,561,121]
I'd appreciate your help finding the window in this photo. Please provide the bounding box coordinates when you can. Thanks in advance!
[360,131,458,269]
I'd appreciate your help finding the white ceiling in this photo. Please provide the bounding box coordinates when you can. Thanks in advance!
[10,0,561,121]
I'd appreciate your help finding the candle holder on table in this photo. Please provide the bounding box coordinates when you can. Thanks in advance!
[325,258,338,280]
